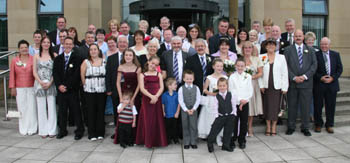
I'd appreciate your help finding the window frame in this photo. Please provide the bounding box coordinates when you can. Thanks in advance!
[302,0,328,16]
[37,0,64,15]
[0,0,7,16]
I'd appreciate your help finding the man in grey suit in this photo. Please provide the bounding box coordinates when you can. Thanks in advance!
[160,36,190,84]
[284,29,317,136]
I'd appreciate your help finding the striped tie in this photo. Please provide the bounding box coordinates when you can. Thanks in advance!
[200,56,206,77]
[64,55,69,70]
[323,52,330,75]
[298,47,303,68]
[173,53,179,83]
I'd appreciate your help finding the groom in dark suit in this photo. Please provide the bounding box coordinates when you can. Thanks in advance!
[185,38,214,93]
[284,29,317,136]
[313,37,343,134]
[53,37,85,140]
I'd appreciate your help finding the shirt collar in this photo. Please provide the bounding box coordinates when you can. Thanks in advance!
[295,43,304,50]
[323,50,329,55]
[185,83,193,88]
[64,51,72,57]
[219,91,227,97]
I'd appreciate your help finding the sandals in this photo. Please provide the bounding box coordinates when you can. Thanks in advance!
[270,133,277,136]
[265,132,271,136]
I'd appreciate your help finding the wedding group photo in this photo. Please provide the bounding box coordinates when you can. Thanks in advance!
[0,0,350,163]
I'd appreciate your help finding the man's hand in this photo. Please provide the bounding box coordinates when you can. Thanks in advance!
[58,85,67,93]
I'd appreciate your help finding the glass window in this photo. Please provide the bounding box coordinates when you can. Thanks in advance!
[38,0,63,14]
[38,15,60,32]
[303,0,328,15]
[0,17,8,51]
[0,0,6,15]
[302,16,326,46]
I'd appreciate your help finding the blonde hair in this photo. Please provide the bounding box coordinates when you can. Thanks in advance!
[242,41,258,57]
[108,19,120,32]
[305,31,316,41]
[139,20,149,29]
[263,18,274,26]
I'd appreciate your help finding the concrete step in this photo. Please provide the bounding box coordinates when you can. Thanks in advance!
[336,96,350,106]
[334,105,350,116]
[337,91,350,97]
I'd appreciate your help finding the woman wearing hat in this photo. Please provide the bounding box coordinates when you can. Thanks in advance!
[259,38,289,136]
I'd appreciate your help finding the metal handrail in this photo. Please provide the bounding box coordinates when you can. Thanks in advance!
[0,51,18,121]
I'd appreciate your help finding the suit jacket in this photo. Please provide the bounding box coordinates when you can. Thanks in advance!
[128,35,135,47]
[52,44,62,54]
[53,50,83,93]
[184,54,214,93]
[157,43,168,57]
[258,54,289,91]
[105,52,121,94]
[283,44,317,88]
[48,29,58,46]
[281,32,288,42]
[160,50,189,80]
[314,50,343,92]
[209,34,237,54]
[260,39,290,54]
[78,44,89,60]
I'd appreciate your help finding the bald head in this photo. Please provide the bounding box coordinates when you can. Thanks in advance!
[294,29,304,45]
[271,25,281,40]
[320,37,331,52]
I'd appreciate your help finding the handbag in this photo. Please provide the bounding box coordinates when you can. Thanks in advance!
[278,94,288,117]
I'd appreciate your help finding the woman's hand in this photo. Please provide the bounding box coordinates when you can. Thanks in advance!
[11,88,16,96]
[282,91,287,95]
[260,88,265,94]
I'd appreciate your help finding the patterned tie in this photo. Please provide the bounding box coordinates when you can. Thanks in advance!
[323,52,330,75]
[64,55,69,70]
[167,44,171,51]
[200,56,207,76]
[298,46,303,68]
[173,52,179,83]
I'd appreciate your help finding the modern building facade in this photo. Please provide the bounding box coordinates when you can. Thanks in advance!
[0,0,349,76]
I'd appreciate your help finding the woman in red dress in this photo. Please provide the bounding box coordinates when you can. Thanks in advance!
[136,56,167,148]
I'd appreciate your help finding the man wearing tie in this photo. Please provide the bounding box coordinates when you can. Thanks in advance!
[157,28,173,57]
[53,37,84,140]
[160,36,190,84]
[185,38,214,94]
[313,37,343,134]
[284,29,317,136]
[281,18,295,45]
[52,29,68,55]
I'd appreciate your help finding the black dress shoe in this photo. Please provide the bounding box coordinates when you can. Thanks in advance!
[222,146,234,152]
[230,138,236,148]
[191,145,198,149]
[74,135,83,140]
[301,129,312,136]
[56,132,67,139]
[120,143,127,148]
[285,129,295,135]
[110,134,115,139]
[239,143,246,149]
[207,143,214,153]
[173,139,179,144]
[128,143,134,146]
[184,145,190,149]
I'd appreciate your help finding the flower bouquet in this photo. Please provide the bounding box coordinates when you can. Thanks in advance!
[224,59,235,74]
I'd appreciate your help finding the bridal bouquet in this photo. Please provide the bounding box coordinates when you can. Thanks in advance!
[224,59,235,74]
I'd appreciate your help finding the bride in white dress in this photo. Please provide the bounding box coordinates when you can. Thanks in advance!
[198,59,227,146]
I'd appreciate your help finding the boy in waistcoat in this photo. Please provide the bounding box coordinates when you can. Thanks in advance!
[178,70,201,149]
[207,77,237,153]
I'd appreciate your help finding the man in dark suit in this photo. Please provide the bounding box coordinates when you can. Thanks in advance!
[284,29,317,136]
[81,24,97,45]
[160,36,190,84]
[53,37,84,140]
[157,28,173,57]
[260,25,290,55]
[185,38,214,93]
[313,37,343,134]
[281,18,295,45]
[120,21,134,47]
[209,18,236,54]
[52,29,68,55]
[106,35,128,139]
[48,16,67,46]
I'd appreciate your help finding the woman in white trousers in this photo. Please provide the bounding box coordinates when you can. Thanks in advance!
[9,40,38,135]
[33,37,58,138]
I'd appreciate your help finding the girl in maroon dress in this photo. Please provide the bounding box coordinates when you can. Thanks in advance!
[114,49,141,144]
[136,56,167,148]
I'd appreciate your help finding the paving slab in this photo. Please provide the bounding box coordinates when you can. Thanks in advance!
[151,153,183,163]
[0,147,32,159]
[12,160,47,163]
[328,143,350,155]
[83,151,121,163]
[274,148,313,161]
[245,149,283,163]
[311,135,346,146]
[287,159,321,163]
[183,153,217,163]
[318,156,350,163]
[22,148,63,161]
[117,150,152,163]
[13,137,51,148]
[214,150,251,163]
[66,141,100,152]
[302,146,340,158]
[52,150,90,162]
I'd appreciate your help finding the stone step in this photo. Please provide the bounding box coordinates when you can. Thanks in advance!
[337,91,350,97]
[336,96,350,106]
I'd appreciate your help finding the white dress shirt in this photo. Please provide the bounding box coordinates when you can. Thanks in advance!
[228,71,253,104]
[178,83,201,112]
[164,42,172,50]
[323,50,331,74]
[213,91,238,117]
